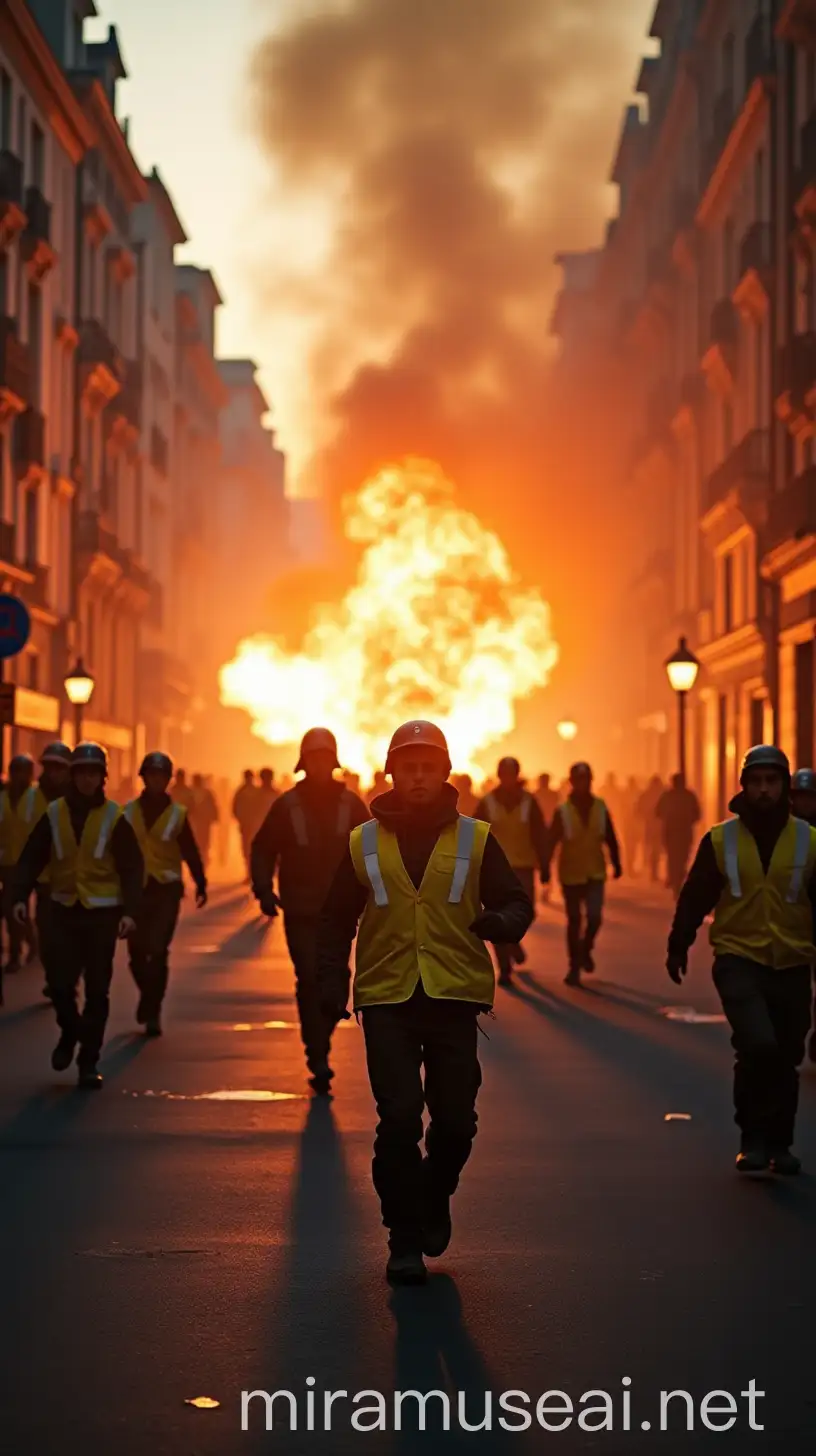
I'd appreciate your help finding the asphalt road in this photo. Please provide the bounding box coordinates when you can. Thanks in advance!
[1,879,816,1455]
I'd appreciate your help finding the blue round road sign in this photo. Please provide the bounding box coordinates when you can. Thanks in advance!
[0,594,31,660]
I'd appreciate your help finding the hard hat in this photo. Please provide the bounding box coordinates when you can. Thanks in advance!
[71,741,108,773]
[295,727,340,773]
[40,741,73,767]
[140,750,173,779]
[569,760,593,781]
[740,744,790,782]
[385,720,450,773]
[792,767,816,794]
[8,752,34,773]
[497,756,521,775]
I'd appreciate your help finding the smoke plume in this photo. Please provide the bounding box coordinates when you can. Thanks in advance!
[250,0,653,730]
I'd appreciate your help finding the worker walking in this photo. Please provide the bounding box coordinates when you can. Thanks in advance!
[0,753,37,990]
[789,767,816,1065]
[474,756,548,985]
[251,727,368,1094]
[543,761,622,985]
[317,720,534,1286]
[232,770,260,880]
[12,742,143,1088]
[125,752,208,1037]
[667,746,816,1174]
[656,772,702,898]
[29,742,74,1000]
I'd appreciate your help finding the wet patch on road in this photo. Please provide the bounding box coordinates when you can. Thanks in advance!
[659,1005,727,1023]
[184,1396,221,1409]
[123,1089,306,1102]
[229,1019,356,1032]
[664,1112,692,1121]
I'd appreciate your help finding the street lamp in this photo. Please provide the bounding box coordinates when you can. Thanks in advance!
[665,636,700,780]
[557,718,578,742]
[64,657,95,743]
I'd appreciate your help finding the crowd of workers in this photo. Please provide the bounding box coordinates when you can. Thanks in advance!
[2,723,815,1287]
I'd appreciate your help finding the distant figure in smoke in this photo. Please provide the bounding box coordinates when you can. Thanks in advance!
[453,774,478,816]
[656,773,701,899]
[231,774,256,873]
[543,761,622,985]
[474,758,547,985]
[251,729,368,1094]
[189,774,219,871]
[536,772,559,826]
[637,775,665,883]
[366,770,388,807]
[172,769,194,813]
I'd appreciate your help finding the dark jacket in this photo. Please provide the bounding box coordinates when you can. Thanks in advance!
[667,792,816,958]
[13,787,144,918]
[316,783,535,1008]
[542,794,622,876]
[473,785,549,872]
[251,778,369,918]
[138,791,207,896]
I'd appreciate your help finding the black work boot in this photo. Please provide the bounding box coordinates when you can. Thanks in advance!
[510,943,527,967]
[308,1061,334,1096]
[736,1138,770,1173]
[77,1062,103,1091]
[135,994,148,1026]
[144,1017,162,1038]
[422,1168,452,1258]
[581,944,596,973]
[386,1233,427,1286]
[564,966,581,987]
[770,1148,802,1176]
[51,1036,76,1072]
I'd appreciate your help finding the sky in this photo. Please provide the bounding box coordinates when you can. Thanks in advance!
[86,0,654,495]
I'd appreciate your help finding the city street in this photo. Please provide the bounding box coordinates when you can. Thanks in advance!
[1,881,816,1454]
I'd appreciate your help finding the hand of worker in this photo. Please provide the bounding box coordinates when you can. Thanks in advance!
[666,951,687,984]
[259,890,280,919]
[118,916,136,940]
[320,995,350,1023]
[470,910,507,942]
[11,902,28,926]
[195,888,208,909]
[613,865,623,880]
[539,868,551,886]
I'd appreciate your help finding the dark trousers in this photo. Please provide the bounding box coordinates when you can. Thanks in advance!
[496,866,535,979]
[562,881,605,971]
[362,982,482,1249]
[128,883,182,1020]
[283,915,337,1073]
[713,955,812,1148]
[49,903,120,1068]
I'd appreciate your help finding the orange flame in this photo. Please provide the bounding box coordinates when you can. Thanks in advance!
[219,458,558,779]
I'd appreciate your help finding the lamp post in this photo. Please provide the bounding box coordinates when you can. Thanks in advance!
[557,718,578,743]
[665,637,700,781]
[64,657,95,744]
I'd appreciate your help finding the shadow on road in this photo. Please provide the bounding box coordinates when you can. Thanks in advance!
[0,1031,147,1158]
[388,1273,514,1452]
[216,919,271,961]
[0,1000,50,1030]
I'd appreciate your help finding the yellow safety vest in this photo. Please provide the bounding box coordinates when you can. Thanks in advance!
[47,798,123,909]
[710,815,816,969]
[0,785,45,868]
[349,815,495,1009]
[483,792,537,869]
[557,798,608,885]
[125,798,186,885]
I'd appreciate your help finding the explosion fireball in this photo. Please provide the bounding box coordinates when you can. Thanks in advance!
[219,459,558,780]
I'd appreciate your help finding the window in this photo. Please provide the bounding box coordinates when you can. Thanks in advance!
[754,148,765,216]
[723,552,734,634]
[0,71,11,151]
[723,217,734,293]
[85,600,96,667]
[795,642,815,767]
[0,252,7,315]
[750,697,765,747]
[717,694,728,821]
[722,33,735,97]
[27,284,41,408]
[72,11,84,67]
[30,122,44,190]
[24,488,37,566]
[28,653,39,692]
[723,397,734,453]
[16,96,25,170]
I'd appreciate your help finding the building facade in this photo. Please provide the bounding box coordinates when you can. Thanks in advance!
[0,0,89,759]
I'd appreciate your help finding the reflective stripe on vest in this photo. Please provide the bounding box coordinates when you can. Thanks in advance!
[360,815,478,908]
[162,802,184,842]
[48,799,64,858]
[290,792,352,848]
[485,793,531,824]
[21,786,39,823]
[49,799,117,862]
[721,815,811,904]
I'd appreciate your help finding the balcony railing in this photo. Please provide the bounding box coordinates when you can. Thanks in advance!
[704,428,770,515]
[76,508,119,563]
[0,316,31,403]
[764,466,816,556]
[77,319,125,386]
[13,407,45,471]
[738,220,773,279]
[0,150,23,208]
[23,186,50,244]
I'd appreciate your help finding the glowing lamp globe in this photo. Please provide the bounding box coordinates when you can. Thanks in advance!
[64,658,96,707]
[557,719,578,742]
[665,638,700,695]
